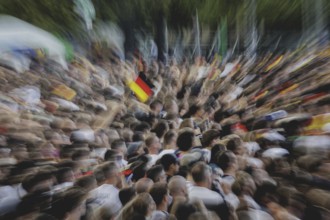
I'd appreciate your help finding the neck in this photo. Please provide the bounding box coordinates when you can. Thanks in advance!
[149,149,158,154]
[224,168,236,176]
[157,203,167,212]
[195,181,210,189]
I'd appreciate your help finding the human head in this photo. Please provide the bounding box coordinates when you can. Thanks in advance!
[159,154,179,176]
[111,139,127,158]
[216,151,238,172]
[74,175,97,192]
[135,177,154,193]
[119,187,137,206]
[149,182,171,209]
[146,165,167,183]
[163,130,178,149]
[201,129,221,148]
[56,167,75,184]
[151,121,169,139]
[145,134,161,154]
[191,162,212,189]
[50,187,86,220]
[177,129,195,152]
[150,99,163,116]
[168,175,188,198]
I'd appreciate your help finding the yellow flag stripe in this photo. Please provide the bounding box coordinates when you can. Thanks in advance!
[128,80,149,102]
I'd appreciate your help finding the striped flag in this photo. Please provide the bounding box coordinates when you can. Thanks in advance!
[128,72,155,103]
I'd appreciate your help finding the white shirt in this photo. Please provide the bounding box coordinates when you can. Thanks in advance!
[52,182,74,193]
[150,210,169,220]
[158,149,175,158]
[0,184,27,215]
[189,186,224,206]
[148,154,159,166]
[89,184,122,215]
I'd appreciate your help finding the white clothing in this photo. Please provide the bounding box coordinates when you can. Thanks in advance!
[189,186,224,206]
[89,184,122,215]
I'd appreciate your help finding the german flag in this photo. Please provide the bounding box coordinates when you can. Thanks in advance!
[128,72,154,102]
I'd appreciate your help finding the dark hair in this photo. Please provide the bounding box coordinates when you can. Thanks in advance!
[149,182,168,206]
[146,165,164,182]
[59,146,75,159]
[213,109,225,123]
[164,130,177,145]
[210,144,225,164]
[133,131,145,142]
[22,171,53,192]
[50,187,86,219]
[56,167,73,184]
[119,187,136,206]
[104,149,118,161]
[132,161,149,182]
[177,130,195,151]
[16,189,52,216]
[191,162,210,183]
[71,149,90,161]
[151,121,169,139]
[182,104,202,119]
[216,151,235,171]
[74,175,96,189]
[134,122,151,132]
[226,138,242,153]
[159,154,178,171]
[175,202,197,220]
[111,139,126,150]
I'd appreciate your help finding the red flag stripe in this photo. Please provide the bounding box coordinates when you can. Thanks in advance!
[136,77,153,96]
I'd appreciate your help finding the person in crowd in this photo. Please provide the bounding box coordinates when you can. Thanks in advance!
[52,167,75,193]
[145,134,162,166]
[88,162,122,217]
[135,178,154,194]
[149,182,171,220]
[146,165,167,183]
[119,187,136,206]
[158,154,179,181]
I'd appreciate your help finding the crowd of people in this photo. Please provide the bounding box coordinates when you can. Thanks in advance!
[0,47,330,220]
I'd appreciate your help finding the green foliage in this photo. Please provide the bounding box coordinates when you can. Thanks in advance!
[0,0,327,38]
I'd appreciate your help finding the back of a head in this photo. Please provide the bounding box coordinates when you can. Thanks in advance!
[135,177,154,194]
[101,162,118,180]
[191,162,209,184]
[168,175,187,196]
[119,187,136,206]
[111,139,126,150]
[74,175,97,191]
[50,187,86,220]
[104,149,118,162]
[146,165,164,183]
[22,171,53,192]
[149,182,168,206]
[175,201,197,220]
[164,130,177,146]
[93,165,106,185]
[151,121,169,139]
[133,131,145,142]
[160,154,178,172]
[71,149,90,161]
[130,193,154,218]
[56,167,73,184]
[216,151,235,171]
[177,130,195,152]
[226,137,243,153]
